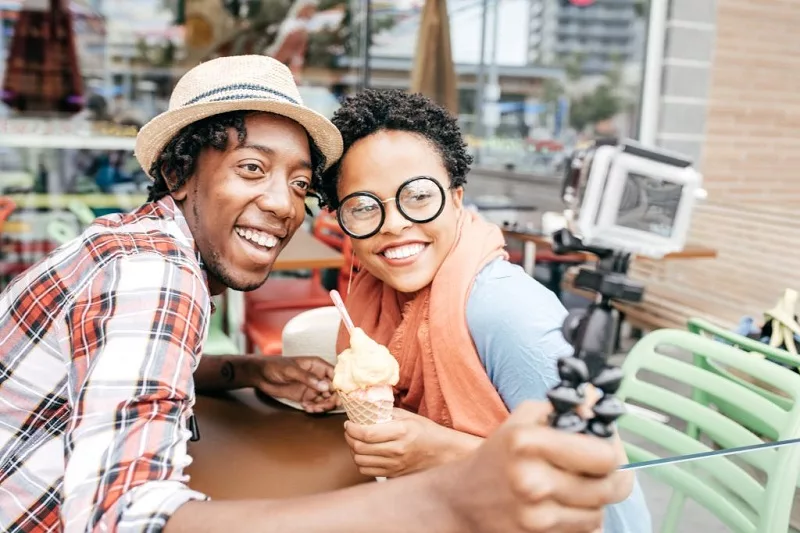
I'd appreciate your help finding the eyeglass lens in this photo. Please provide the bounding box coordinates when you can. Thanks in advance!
[338,177,445,237]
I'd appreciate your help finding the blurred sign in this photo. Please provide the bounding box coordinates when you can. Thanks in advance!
[569,0,596,6]
[554,96,570,137]
[484,83,501,102]
[0,118,138,138]
[483,102,501,128]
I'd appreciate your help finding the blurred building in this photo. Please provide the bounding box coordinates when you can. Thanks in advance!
[528,0,641,73]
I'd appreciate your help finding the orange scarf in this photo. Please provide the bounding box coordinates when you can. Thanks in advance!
[336,209,511,437]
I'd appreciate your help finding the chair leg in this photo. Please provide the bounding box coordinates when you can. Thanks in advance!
[549,263,563,299]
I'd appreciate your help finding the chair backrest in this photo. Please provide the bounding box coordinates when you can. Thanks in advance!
[0,196,16,233]
[46,219,78,245]
[312,210,345,251]
[616,328,800,533]
[67,199,96,227]
[281,306,341,366]
[687,317,798,438]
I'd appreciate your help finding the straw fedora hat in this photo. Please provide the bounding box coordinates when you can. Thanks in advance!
[134,55,343,177]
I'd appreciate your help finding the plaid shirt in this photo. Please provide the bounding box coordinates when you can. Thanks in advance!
[0,197,211,532]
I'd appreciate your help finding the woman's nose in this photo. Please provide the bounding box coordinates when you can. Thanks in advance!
[380,201,412,235]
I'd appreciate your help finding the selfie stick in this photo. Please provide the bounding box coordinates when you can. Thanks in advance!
[546,228,642,438]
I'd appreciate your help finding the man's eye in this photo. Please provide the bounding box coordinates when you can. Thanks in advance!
[293,180,310,190]
[241,163,262,173]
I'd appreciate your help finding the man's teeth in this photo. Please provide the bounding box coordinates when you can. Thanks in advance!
[383,243,425,260]
[235,227,279,249]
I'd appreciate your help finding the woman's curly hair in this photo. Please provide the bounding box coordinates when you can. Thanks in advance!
[147,110,326,202]
[318,89,473,210]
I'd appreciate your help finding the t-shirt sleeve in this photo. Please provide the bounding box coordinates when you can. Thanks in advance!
[466,259,573,411]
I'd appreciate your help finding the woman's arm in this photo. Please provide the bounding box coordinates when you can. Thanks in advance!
[465,261,650,532]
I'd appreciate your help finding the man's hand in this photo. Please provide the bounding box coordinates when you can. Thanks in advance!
[344,408,482,478]
[445,400,622,533]
[251,356,338,413]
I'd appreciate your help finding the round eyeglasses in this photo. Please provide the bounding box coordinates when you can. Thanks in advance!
[336,176,447,239]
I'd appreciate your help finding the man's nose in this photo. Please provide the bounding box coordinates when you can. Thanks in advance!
[255,177,294,219]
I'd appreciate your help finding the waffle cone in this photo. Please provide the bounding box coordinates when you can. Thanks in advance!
[339,391,394,425]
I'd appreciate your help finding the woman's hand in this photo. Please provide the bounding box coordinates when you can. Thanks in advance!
[343,408,482,478]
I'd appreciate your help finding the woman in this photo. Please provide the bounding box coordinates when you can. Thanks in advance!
[318,89,650,532]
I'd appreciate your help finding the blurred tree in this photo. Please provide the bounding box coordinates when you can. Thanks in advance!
[541,78,564,105]
[634,0,649,18]
[564,52,585,82]
[305,0,396,69]
[568,82,620,132]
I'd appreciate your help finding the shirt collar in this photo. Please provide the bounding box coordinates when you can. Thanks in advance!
[154,195,217,314]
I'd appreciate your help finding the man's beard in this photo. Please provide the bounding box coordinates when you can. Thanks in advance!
[203,246,271,292]
[192,197,269,292]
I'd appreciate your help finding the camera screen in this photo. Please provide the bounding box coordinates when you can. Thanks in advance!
[616,172,683,238]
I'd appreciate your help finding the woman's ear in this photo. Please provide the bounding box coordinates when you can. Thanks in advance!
[451,185,464,210]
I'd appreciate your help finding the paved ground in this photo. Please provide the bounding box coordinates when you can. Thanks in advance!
[465,167,800,533]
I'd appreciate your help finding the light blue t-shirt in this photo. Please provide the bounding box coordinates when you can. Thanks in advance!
[466,258,652,533]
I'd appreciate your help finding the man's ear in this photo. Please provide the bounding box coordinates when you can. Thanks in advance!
[163,165,188,201]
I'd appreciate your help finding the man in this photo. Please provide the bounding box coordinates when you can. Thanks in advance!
[0,55,623,533]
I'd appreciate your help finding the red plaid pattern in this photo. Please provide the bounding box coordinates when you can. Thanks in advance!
[0,197,211,532]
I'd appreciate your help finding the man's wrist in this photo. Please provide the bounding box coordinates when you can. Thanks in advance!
[236,356,266,389]
[428,458,474,533]
[194,355,264,393]
[438,427,484,465]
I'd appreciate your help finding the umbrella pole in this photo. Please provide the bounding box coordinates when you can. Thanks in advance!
[361,0,372,89]
[473,0,488,139]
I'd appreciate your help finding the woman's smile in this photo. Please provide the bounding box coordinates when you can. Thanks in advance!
[378,242,430,267]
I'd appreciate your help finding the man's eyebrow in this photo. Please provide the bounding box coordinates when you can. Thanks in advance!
[237,143,274,157]
[237,143,312,170]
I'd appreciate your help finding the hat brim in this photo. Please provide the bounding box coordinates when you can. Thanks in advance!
[134,98,343,178]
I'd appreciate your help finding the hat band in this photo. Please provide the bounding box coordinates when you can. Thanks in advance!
[182,83,300,107]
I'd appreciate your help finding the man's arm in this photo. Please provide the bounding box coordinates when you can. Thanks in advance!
[165,463,461,533]
[193,354,263,391]
[62,253,211,532]
[164,401,624,533]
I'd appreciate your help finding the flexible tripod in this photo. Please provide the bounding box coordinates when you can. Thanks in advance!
[546,228,643,438]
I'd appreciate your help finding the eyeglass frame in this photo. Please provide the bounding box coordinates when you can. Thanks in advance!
[336,176,449,239]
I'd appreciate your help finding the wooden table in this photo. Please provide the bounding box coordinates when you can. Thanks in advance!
[273,229,344,272]
[502,229,718,276]
[186,390,370,500]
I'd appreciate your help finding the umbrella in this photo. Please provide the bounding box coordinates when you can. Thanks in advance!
[409,0,457,116]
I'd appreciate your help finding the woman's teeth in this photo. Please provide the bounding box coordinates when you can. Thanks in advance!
[383,243,425,260]
[236,227,279,249]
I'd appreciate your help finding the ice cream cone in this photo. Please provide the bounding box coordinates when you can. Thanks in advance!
[337,384,395,482]
[331,326,400,483]
[339,385,394,425]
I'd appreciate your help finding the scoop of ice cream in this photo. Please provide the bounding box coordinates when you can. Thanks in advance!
[333,327,400,394]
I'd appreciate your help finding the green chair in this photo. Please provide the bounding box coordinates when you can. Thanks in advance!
[67,199,96,227]
[687,317,800,441]
[616,329,800,533]
[46,219,77,245]
[204,295,239,355]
